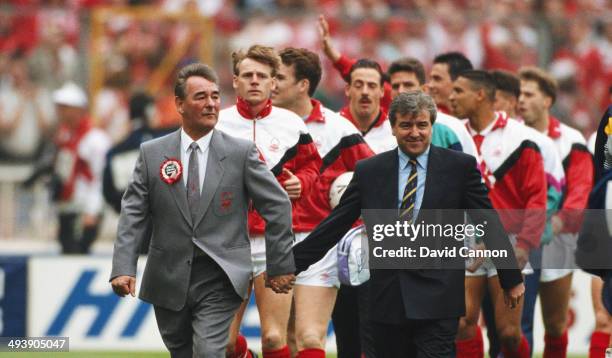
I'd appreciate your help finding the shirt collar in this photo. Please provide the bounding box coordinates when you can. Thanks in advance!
[236,96,272,120]
[398,145,430,170]
[465,111,508,137]
[181,128,213,154]
[547,116,562,139]
[304,99,325,123]
[437,104,451,115]
[340,106,387,133]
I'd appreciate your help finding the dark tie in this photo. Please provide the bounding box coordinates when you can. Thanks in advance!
[400,159,418,223]
[187,142,200,221]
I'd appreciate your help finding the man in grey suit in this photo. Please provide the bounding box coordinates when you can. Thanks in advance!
[110,63,296,357]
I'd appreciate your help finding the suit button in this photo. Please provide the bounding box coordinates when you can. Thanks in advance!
[187,259,192,265]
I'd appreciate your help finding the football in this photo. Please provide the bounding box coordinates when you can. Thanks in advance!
[329,171,354,209]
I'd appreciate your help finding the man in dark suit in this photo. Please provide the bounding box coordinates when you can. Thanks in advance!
[293,91,525,357]
[110,63,296,358]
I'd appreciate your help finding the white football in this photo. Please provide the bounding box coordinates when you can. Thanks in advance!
[329,171,354,209]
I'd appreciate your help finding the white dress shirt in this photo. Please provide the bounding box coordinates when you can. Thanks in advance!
[180,129,213,194]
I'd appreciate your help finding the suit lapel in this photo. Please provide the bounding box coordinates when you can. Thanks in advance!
[193,130,226,228]
[163,130,192,226]
[378,150,398,209]
[421,145,442,210]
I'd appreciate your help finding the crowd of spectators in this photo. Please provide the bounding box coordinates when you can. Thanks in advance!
[0,0,610,241]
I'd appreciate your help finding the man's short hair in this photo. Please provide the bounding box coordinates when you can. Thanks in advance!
[518,66,558,105]
[279,47,322,97]
[388,91,437,126]
[433,52,473,81]
[457,70,496,102]
[346,58,385,86]
[175,63,219,100]
[232,45,280,77]
[491,70,520,99]
[387,57,426,86]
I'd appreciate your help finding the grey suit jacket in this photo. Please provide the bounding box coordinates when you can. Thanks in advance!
[111,129,295,311]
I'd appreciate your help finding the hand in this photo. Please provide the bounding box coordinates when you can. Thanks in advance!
[111,275,136,297]
[514,246,529,270]
[317,15,341,63]
[503,282,525,309]
[551,214,563,236]
[466,242,486,273]
[282,168,302,200]
[265,273,296,294]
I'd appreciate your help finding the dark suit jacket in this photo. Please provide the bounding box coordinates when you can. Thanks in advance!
[294,145,522,323]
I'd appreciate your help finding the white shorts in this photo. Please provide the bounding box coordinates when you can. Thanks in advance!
[251,232,338,286]
[540,268,573,282]
[540,233,576,283]
[464,234,533,277]
[250,235,267,278]
[465,258,534,277]
[295,243,340,288]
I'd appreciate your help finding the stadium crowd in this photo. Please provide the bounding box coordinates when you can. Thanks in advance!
[0,1,610,160]
[1,0,612,357]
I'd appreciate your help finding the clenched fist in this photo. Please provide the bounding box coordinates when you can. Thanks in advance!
[111,275,136,297]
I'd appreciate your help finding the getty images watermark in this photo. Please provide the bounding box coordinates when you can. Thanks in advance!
[349,208,612,271]
[370,220,508,260]
[360,209,547,270]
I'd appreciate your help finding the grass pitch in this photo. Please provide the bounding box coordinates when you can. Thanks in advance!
[0,352,590,357]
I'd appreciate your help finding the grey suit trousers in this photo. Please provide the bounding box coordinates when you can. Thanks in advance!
[153,252,243,358]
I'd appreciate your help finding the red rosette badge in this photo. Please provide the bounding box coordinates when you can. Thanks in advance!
[160,158,183,184]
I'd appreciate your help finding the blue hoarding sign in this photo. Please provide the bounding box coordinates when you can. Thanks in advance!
[0,256,27,336]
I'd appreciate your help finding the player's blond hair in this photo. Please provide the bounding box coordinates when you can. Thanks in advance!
[232,45,280,77]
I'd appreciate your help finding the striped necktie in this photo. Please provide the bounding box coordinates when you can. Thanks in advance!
[400,159,418,223]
